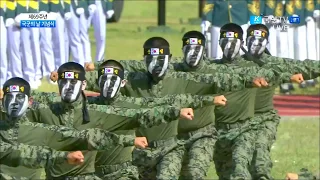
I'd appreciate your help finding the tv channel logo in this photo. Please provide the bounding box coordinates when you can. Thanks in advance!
[250,16,262,25]
[289,15,300,24]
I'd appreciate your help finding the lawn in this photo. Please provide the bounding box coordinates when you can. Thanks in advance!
[37,1,319,178]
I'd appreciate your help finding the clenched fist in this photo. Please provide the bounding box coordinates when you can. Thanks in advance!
[85,62,95,71]
[214,95,227,106]
[285,173,298,180]
[50,71,58,82]
[0,89,3,100]
[253,77,268,87]
[134,137,148,149]
[180,108,194,120]
[67,151,84,165]
[290,74,304,84]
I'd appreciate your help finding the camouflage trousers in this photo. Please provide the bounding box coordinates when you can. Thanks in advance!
[95,161,139,180]
[250,110,280,180]
[0,173,28,180]
[0,165,42,180]
[178,123,217,180]
[214,118,259,180]
[49,173,102,180]
[132,136,184,180]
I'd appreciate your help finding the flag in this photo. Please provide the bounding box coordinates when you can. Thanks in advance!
[105,68,114,74]
[65,72,74,79]
[254,30,262,36]
[190,38,198,45]
[151,48,159,55]
[226,32,234,38]
[10,85,19,92]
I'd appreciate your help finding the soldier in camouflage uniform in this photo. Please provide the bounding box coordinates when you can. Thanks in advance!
[243,23,319,180]
[85,60,220,180]
[28,62,190,180]
[0,77,150,180]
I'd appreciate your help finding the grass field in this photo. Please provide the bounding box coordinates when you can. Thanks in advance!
[36,1,319,179]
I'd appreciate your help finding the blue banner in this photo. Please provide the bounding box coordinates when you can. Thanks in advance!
[20,20,56,28]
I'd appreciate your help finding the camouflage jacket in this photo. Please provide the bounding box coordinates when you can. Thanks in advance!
[0,112,136,152]
[30,91,60,104]
[28,96,183,129]
[298,168,320,180]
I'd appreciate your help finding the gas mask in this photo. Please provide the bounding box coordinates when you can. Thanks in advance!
[98,67,126,99]
[144,55,169,78]
[3,91,29,118]
[58,79,82,103]
[183,45,204,67]
[247,30,268,57]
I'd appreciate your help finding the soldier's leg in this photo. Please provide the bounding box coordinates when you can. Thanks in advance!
[267,26,278,56]
[213,138,233,180]
[92,0,106,61]
[251,112,280,180]
[294,25,307,60]
[179,137,215,179]
[52,13,66,70]
[276,28,288,58]
[0,16,7,87]
[287,26,295,59]
[21,28,38,88]
[240,23,249,56]
[210,26,223,59]
[40,27,55,82]
[138,166,157,180]
[79,13,92,63]
[230,129,257,180]
[65,7,84,64]
[156,145,185,180]
[7,25,22,80]
[306,18,317,60]
[30,28,42,85]
[316,17,320,60]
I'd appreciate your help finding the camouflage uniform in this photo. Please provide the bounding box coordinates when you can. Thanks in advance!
[208,56,294,180]
[243,53,320,180]
[120,70,262,180]
[88,94,215,180]
[28,96,183,180]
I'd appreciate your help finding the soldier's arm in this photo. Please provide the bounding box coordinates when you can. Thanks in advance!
[85,71,100,92]
[262,55,320,79]
[21,121,135,150]
[298,169,320,180]
[0,141,68,169]
[30,91,60,103]
[87,104,182,129]
[118,60,147,72]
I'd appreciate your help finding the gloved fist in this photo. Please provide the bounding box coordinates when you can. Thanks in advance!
[0,89,3,100]
[5,18,15,27]
[180,108,194,120]
[290,73,304,83]
[88,4,97,15]
[106,10,114,19]
[50,71,58,82]
[14,14,23,27]
[253,77,268,87]
[76,8,85,15]
[85,62,95,71]
[314,10,320,19]
[67,151,84,165]
[134,137,148,149]
[285,173,298,180]
[213,95,227,106]
[64,12,72,20]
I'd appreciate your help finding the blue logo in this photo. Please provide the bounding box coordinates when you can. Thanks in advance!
[250,16,262,25]
[289,15,300,24]
[20,20,56,28]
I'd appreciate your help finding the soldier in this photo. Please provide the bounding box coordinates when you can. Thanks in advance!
[82,60,219,180]
[5,0,21,82]
[92,0,114,61]
[50,0,67,70]
[28,62,191,180]
[208,23,305,180]
[64,0,85,66]
[0,77,149,179]
[244,23,319,180]
[39,0,55,84]
[207,0,248,59]
[0,0,7,88]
